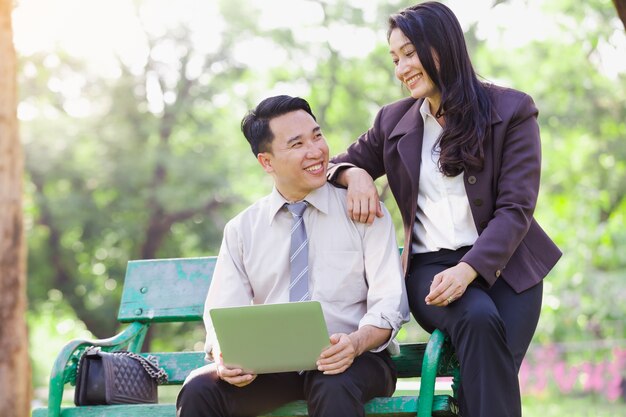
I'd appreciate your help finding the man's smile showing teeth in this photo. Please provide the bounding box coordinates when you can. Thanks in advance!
[305,163,323,172]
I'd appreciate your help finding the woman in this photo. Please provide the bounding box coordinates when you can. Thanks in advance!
[328,2,562,416]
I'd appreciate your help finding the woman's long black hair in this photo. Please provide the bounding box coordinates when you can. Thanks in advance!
[388,1,492,176]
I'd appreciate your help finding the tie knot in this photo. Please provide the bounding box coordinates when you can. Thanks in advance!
[286,201,307,217]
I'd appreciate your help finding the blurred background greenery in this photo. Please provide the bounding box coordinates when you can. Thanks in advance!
[14,0,625,414]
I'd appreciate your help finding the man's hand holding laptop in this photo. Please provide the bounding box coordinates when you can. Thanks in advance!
[215,351,257,388]
[317,325,392,375]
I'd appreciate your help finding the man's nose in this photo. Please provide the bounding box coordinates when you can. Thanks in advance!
[306,142,324,158]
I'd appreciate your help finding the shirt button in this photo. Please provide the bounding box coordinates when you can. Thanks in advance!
[495,270,501,278]
[480,220,488,229]
[473,198,483,206]
[468,176,477,184]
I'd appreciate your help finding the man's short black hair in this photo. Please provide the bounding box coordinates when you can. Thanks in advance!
[241,95,317,156]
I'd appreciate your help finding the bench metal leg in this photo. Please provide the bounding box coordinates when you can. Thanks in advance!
[417,329,460,417]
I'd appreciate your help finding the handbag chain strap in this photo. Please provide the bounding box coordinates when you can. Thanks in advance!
[82,346,169,384]
[115,350,169,384]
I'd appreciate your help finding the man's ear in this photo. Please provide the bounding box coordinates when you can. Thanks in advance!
[257,152,274,173]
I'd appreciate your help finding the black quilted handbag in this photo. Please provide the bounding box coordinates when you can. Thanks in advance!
[74,346,168,405]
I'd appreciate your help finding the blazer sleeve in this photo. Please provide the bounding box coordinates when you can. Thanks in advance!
[461,93,542,286]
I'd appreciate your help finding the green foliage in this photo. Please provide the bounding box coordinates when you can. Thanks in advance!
[20,0,626,394]
[27,300,93,388]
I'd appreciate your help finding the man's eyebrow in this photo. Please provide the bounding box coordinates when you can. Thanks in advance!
[286,126,321,145]
[286,135,303,146]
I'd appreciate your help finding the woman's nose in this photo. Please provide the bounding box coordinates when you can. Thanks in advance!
[396,59,409,80]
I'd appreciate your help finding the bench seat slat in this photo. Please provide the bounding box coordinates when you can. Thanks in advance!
[32,395,458,417]
[266,395,458,416]
[33,404,168,417]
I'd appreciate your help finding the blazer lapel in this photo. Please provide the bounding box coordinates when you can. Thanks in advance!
[389,99,424,199]
[490,102,503,126]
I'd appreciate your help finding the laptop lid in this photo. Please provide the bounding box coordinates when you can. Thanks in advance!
[209,301,330,374]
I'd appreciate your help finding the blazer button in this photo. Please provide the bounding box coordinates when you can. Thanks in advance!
[495,270,501,278]
[468,176,477,184]
[473,198,483,206]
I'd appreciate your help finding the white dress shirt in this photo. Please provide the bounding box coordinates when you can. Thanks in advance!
[203,182,409,359]
[411,99,479,254]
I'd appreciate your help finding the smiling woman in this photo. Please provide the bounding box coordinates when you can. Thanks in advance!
[328,3,563,417]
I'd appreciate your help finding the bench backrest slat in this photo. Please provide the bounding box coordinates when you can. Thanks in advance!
[118,257,217,323]
[148,352,208,384]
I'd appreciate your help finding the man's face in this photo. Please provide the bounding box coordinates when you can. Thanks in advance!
[258,110,329,202]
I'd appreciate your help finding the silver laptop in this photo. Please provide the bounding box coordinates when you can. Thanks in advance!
[209,301,330,374]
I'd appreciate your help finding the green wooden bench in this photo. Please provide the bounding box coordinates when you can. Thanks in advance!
[32,256,460,417]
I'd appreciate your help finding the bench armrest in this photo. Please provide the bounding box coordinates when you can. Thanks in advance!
[46,321,149,417]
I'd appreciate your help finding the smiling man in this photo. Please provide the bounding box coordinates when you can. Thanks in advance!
[176,95,409,417]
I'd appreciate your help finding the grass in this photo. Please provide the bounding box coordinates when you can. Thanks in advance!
[395,385,624,417]
[521,394,624,417]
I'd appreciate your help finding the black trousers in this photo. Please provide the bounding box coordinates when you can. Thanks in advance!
[176,351,396,417]
[407,247,543,417]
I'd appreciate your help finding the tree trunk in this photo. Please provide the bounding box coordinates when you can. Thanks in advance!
[0,0,31,415]
[614,0,626,30]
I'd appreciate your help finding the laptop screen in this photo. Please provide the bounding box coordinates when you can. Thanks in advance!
[209,301,330,374]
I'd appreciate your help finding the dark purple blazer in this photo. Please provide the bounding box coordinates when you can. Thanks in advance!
[330,85,561,293]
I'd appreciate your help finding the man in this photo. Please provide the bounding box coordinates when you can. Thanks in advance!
[176,95,409,417]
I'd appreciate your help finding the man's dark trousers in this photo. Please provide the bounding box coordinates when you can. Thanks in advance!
[176,351,396,417]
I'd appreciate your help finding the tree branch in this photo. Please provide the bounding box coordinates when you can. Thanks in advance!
[140,196,234,259]
[29,172,116,337]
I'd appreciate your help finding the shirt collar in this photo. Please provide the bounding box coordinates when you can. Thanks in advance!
[419,98,436,123]
[268,183,331,225]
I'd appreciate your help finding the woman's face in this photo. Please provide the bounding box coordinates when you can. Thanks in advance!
[389,28,440,106]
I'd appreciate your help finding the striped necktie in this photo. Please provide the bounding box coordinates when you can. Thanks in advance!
[286,201,309,302]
